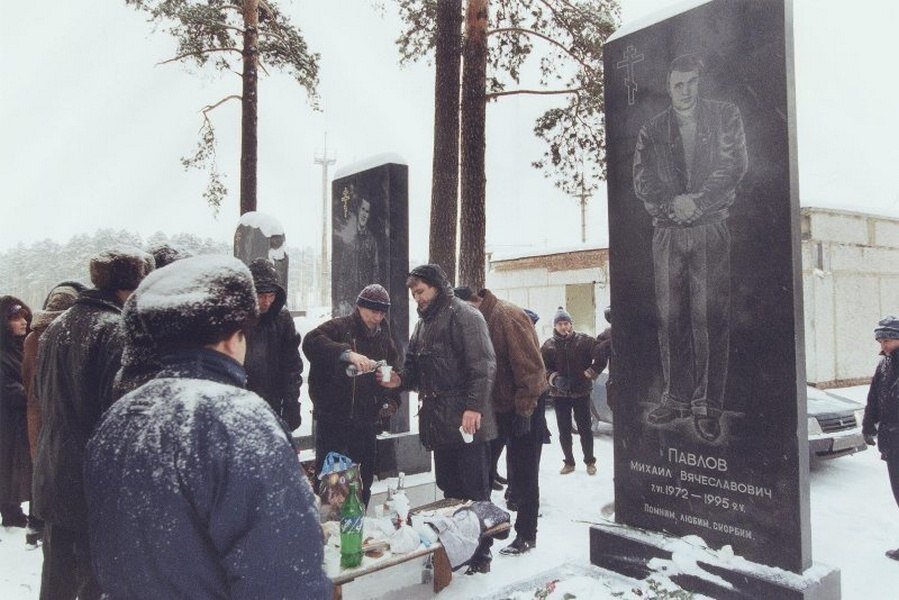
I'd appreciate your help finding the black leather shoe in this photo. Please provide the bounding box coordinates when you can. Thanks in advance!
[1,514,27,528]
[886,549,899,561]
[495,474,508,485]
[491,480,504,491]
[464,560,491,575]
[694,416,722,442]
[500,537,536,556]
[647,405,690,424]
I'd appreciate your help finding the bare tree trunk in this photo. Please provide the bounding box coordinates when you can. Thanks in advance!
[459,0,488,290]
[428,0,462,283]
[240,0,259,215]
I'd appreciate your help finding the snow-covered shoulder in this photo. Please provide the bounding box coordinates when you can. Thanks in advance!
[608,0,712,43]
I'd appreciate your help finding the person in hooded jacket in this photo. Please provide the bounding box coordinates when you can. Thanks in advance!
[383,264,497,574]
[33,247,153,600]
[303,284,400,507]
[84,255,330,600]
[245,258,303,431]
[0,296,32,529]
[541,307,604,475]
[863,315,899,560]
[21,281,86,546]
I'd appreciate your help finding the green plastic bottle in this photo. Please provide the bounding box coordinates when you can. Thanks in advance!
[340,482,364,569]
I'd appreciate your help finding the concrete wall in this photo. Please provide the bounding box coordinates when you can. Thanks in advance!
[488,209,899,386]
[801,208,899,386]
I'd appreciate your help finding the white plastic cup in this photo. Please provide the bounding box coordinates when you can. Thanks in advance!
[459,425,474,444]
[380,364,393,382]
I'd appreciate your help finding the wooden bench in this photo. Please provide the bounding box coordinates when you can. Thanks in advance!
[331,499,511,598]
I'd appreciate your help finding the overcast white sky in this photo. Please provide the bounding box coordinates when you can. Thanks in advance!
[2,0,898,255]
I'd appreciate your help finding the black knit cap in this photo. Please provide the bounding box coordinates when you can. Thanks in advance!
[408,264,448,288]
[453,286,475,301]
[356,284,391,312]
[875,316,899,341]
[248,258,281,293]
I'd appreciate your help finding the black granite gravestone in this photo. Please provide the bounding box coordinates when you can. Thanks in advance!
[602,0,811,575]
[234,211,289,295]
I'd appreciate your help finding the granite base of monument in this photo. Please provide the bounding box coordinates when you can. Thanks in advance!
[590,525,840,600]
[375,432,432,478]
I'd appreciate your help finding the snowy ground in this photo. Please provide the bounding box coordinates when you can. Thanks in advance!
[2,388,897,599]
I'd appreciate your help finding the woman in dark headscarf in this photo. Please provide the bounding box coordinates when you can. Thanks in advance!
[0,295,32,527]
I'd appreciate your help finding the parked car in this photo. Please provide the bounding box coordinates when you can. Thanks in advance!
[588,379,868,459]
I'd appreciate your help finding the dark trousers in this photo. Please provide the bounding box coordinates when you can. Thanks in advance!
[653,222,730,418]
[887,453,899,509]
[489,435,507,483]
[434,441,493,565]
[39,522,101,600]
[314,418,377,507]
[553,395,595,466]
[498,411,543,541]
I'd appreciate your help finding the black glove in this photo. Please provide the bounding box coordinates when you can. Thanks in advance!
[511,413,531,437]
[865,433,877,446]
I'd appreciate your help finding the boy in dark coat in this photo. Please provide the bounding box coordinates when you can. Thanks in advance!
[303,284,401,507]
[245,258,304,430]
[541,307,604,475]
[862,315,899,560]
[34,247,154,600]
[84,255,330,599]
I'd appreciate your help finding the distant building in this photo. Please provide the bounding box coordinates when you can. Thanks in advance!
[485,207,899,387]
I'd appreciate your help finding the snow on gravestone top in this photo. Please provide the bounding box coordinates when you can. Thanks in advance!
[607,0,712,42]
[237,211,285,238]
[332,153,407,180]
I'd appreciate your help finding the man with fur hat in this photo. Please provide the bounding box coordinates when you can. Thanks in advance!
[303,283,401,507]
[84,255,330,599]
[863,315,899,560]
[34,247,153,600]
[455,287,546,556]
[244,257,303,430]
[383,264,497,574]
[541,307,604,475]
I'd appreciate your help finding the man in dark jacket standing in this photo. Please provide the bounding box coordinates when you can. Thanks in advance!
[863,315,899,560]
[385,264,497,574]
[34,247,154,600]
[245,258,303,431]
[541,307,604,475]
[303,284,401,507]
[456,288,546,556]
[84,255,331,599]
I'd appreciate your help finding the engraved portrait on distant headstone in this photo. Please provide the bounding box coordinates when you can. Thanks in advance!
[333,184,382,317]
[633,53,748,443]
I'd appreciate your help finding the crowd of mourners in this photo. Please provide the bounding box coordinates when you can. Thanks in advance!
[0,243,620,599]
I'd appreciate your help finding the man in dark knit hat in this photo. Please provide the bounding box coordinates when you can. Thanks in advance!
[245,257,304,430]
[541,307,604,475]
[863,315,899,560]
[34,246,154,600]
[384,264,497,574]
[303,283,401,507]
[84,255,330,599]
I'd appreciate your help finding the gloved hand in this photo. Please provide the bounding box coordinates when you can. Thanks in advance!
[865,433,877,446]
[511,413,531,437]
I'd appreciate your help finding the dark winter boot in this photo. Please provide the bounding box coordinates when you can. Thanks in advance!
[886,549,899,561]
[499,536,536,556]
[1,505,27,528]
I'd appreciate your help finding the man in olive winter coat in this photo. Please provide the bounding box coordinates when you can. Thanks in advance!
[245,258,304,430]
[303,284,401,507]
[385,264,497,574]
